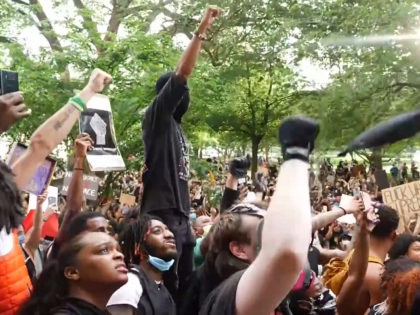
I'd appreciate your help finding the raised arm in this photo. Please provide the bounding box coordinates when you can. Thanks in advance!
[311,198,363,232]
[235,117,318,315]
[220,156,250,213]
[175,6,221,81]
[54,134,93,250]
[336,212,369,315]
[24,191,47,255]
[11,69,111,189]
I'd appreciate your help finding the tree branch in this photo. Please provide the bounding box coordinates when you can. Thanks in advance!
[28,0,63,52]
[390,82,420,93]
[72,0,104,52]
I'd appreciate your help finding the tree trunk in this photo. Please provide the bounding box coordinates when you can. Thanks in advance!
[370,148,383,170]
[265,146,269,161]
[251,136,262,181]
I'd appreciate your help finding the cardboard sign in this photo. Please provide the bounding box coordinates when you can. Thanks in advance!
[120,193,136,207]
[61,171,100,201]
[382,181,420,232]
[28,186,59,212]
[7,143,56,195]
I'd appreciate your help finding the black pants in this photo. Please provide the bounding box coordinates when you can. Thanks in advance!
[149,209,195,302]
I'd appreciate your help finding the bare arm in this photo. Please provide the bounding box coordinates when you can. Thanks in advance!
[25,191,47,255]
[11,69,111,189]
[55,134,93,247]
[175,6,221,81]
[312,198,364,232]
[337,214,369,315]
[236,159,312,315]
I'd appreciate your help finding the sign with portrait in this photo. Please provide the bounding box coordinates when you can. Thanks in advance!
[7,143,56,195]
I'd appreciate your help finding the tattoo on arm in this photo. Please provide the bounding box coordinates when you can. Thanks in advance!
[53,105,77,131]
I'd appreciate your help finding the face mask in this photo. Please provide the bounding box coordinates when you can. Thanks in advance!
[148,255,174,272]
[189,212,197,221]
[18,235,25,247]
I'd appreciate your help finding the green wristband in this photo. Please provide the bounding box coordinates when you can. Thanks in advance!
[69,96,86,111]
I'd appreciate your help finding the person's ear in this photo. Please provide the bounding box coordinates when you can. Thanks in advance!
[229,241,249,260]
[64,266,80,281]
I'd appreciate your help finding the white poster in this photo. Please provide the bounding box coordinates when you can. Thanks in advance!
[79,94,126,171]
[28,186,59,212]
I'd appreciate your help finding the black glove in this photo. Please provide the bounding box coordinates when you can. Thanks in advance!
[278,116,319,162]
[229,155,251,178]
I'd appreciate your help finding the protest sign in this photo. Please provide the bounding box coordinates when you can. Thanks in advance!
[382,181,420,232]
[61,171,100,201]
[7,143,56,195]
[28,186,59,211]
[79,94,125,171]
[120,193,136,207]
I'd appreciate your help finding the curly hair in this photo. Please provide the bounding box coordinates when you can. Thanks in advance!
[0,161,24,233]
[389,233,420,260]
[371,205,399,239]
[386,268,420,315]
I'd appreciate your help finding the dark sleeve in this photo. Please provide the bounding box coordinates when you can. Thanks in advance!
[150,74,188,120]
[199,270,244,315]
[220,187,240,214]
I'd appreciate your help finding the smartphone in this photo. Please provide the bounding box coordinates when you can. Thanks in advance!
[0,70,19,95]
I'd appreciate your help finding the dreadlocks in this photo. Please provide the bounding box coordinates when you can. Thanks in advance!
[119,214,161,266]
[0,161,24,233]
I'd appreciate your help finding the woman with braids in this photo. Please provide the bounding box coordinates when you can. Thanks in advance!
[107,215,177,315]
[18,231,128,315]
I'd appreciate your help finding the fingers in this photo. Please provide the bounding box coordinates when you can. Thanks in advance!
[0,92,24,105]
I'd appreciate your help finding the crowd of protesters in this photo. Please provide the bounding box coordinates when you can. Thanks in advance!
[1,5,420,315]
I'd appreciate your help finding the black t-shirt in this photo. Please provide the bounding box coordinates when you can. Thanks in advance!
[179,261,224,315]
[50,298,110,315]
[141,74,190,217]
[199,270,245,315]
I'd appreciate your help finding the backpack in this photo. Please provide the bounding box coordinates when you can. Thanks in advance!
[322,250,383,295]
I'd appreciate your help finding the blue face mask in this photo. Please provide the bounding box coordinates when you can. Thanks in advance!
[148,255,174,272]
[18,235,25,247]
[189,212,197,221]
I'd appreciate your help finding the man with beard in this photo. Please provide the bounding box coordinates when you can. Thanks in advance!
[107,215,178,315]
[140,5,221,297]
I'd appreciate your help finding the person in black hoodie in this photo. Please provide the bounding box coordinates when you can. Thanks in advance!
[18,231,128,315]
[140,5,221,299]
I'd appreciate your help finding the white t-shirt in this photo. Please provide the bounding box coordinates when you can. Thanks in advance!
[107,271,143,308]
[0,227,14,256]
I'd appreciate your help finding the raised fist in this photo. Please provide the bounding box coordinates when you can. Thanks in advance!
[199,6,222,31]
[86,69,112,94]
[229,155,251,178]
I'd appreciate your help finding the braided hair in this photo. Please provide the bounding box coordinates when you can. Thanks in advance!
[0,161,24,233]
[119,214,162,266]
